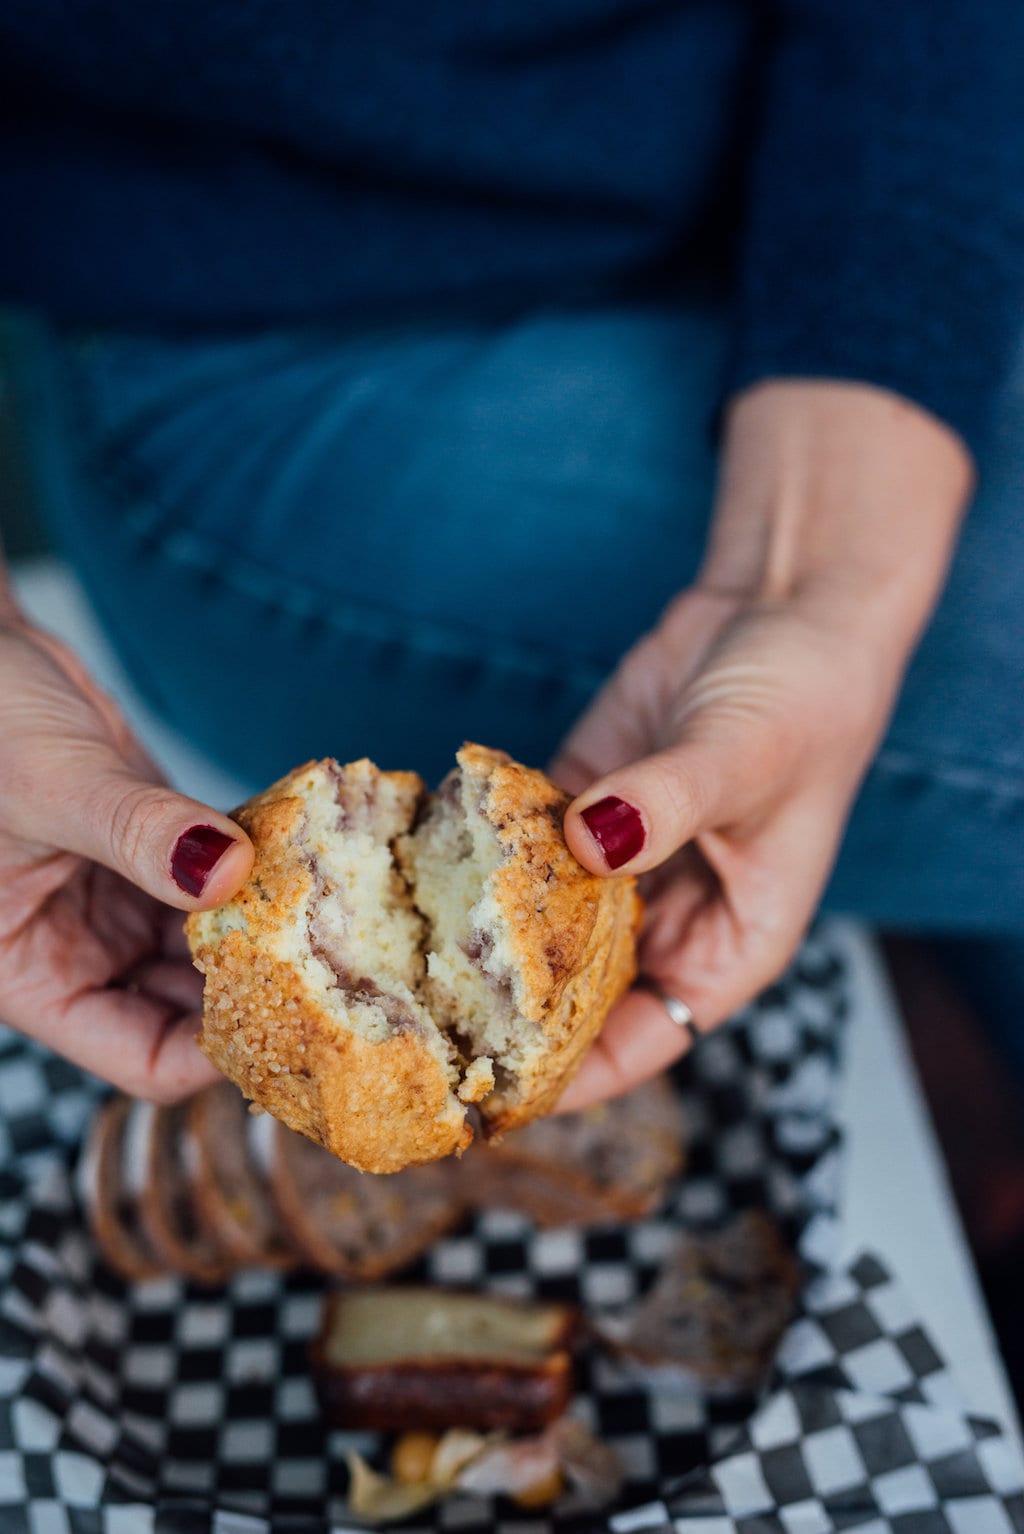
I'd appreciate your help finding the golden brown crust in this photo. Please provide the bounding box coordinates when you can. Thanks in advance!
[457,745,642,1133]
[195,938,470,1174]
[80,1096,165,1284]
[186,760,471,1175]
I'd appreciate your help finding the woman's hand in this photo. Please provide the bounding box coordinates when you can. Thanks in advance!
[553,381,972,1108]
[0,603,254,1099]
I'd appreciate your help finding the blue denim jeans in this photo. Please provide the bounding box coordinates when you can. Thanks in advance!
[23,299,1024,938]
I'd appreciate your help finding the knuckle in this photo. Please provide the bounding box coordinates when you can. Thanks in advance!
[651,752,707,833]
[105,781,171,873]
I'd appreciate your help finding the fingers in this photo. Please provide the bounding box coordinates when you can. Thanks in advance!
[551,588,886,1112]
[119,957,205,1013]
[556,989,698,1111]
[548,590,739,801]
[39,988,220,1103]
[559,619,771,879]
[14,755,253,911]
[1,625,254,911]
[559,790,845,1109]
[564,735,748,878]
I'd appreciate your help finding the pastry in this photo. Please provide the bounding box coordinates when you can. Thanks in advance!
[311,1287,578,1431]
[268,1115,464,1278]
[189,1083,296,1271]
[596,1210,800,1395]
[186,744,640,1173]
[78,1096,165,1283]
[462,1072,685,1226]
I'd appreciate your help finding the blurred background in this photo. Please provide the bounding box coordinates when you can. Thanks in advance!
[0,339,39,561]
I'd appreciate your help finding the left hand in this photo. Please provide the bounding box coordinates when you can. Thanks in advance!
[0,609,252,1100]
[551,380,972,1109]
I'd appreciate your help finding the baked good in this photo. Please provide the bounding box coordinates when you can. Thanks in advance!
[461,1072,685,1226]
[186,744,641,1174]
[188,757,448,1175]
[596,1210,801,1396]
[268,1115,464,1277]
[137,1102,233,1286]
[311,1287,578,1431]
[79,1096,165,1283]
[189,1083,296,1271]
[77,1069,682,1288]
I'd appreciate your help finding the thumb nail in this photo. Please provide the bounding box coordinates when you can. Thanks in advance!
[580,796,646,870]
[171,825,237,896]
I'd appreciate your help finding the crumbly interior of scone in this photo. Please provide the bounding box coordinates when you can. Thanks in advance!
[399,767,537,1092]
[209,758,535,1113]
[279,764,458,1082]
[301,759,536,1104]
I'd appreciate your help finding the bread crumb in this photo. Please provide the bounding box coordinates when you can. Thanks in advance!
[457,1056,495,1104]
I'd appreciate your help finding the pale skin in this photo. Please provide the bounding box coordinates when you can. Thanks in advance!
[0,380,972,1105]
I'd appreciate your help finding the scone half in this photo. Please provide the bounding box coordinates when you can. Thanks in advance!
[187,759,467,1174]
[399,743,643,1137]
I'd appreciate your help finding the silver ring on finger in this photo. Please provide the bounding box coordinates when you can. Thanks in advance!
[635,974,700,1048]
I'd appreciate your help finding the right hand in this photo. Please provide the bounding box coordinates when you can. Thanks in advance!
[551,381,972,1109]
[0,610,254,1100]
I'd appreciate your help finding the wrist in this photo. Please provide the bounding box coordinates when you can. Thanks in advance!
[701,379,973,655]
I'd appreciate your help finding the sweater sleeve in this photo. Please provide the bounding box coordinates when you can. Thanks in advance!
[724,0,1024,462]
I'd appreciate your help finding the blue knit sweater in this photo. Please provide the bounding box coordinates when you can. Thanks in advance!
[2,1,1021,457]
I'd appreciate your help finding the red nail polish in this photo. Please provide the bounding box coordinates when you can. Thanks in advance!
[171,825,235,896]
[581,796,645,870]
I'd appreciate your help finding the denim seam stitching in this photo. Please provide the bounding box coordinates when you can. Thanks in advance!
[138,517,608,689]
[63,353,610,689]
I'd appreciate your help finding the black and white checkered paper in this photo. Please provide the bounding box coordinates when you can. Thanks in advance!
[1,932,1022,1534]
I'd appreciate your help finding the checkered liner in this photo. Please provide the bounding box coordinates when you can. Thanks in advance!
[611,1254,1024,1534]
[1,931,1021,1534]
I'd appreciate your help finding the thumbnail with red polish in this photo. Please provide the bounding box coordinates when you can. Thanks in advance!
[172,825,235,896]
[580,796,645,870]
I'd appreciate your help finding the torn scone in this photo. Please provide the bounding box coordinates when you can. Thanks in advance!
[186,745,641,1174]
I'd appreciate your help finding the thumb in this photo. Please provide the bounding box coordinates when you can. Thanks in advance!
[563,725,757,877]
[17,746,254,910]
